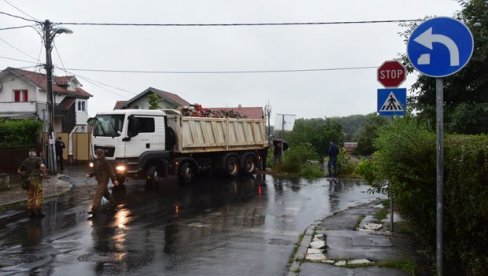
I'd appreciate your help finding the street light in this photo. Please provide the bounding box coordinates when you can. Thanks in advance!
[265,102,272,137]
[43,20,72,174]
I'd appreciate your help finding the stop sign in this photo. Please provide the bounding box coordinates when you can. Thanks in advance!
[377,60,406,87]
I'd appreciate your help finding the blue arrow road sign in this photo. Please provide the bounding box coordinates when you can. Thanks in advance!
[407,17,473,77]
[377,88,406,116]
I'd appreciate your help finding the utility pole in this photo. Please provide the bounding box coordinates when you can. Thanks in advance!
[43,20,57,175]
[265,102,271,137]
[43,20,72,175]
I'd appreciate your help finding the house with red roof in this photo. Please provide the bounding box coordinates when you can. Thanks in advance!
[114,87,190,110]
[0,67,92,133]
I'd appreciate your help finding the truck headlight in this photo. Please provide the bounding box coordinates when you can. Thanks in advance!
[89,162,94,168]
[116,165,127,173]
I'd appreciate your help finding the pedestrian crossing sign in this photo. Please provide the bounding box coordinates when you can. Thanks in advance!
[377,88,407,116]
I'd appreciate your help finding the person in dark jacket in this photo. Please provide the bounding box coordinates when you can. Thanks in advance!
[273,139,283,165]
[55,137,65,171]
[86,149,119,215]
[327,141,340,177]
[18,149,46,218]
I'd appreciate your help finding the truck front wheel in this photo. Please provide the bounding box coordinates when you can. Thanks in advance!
[225,156,240,177]
[115,174,126,186]
[178,163,195,185]
[145,165,160,190]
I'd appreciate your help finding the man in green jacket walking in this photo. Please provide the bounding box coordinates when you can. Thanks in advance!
[86,149,119,215]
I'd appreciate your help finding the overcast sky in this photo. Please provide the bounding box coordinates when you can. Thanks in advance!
[1,0,462,120]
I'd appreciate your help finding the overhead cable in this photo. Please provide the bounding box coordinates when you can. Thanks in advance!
[0,25,34,31]
[0,10,40,23]
[65,66,377,74]
[55,19,422,27]
[0,38,38,61]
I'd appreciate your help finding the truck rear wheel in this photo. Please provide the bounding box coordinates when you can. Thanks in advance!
[178,163,195,185]
[225,156,240,177]
[242,155,257,174]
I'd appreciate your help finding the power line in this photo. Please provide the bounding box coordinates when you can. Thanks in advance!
[0,25,34,31]
[4,0,40,22]
[56,66,136,97]
[53,43,68,75]
[0,55,38,63]
[54,18,422,27]
[74,74,131,100]
[65,66,377,74]
[0,11,40,23]
[0,38,38,61]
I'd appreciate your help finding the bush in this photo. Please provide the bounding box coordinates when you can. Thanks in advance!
[443,135,488,273]
[375,117,488,274]
[273,143,321,178]
[337,149,357,177]
[355,158,380,185]
[0,119,43,149]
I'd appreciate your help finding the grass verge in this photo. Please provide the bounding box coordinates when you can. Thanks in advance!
[377,259,416,275]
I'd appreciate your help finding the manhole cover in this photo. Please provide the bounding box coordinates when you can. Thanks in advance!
[352,235,392,247]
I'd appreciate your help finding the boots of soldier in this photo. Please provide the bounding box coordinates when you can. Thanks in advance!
[27,209,36,218]
[35,209,45,218]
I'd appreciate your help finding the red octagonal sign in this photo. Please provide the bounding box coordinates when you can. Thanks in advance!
[377,60,406,87]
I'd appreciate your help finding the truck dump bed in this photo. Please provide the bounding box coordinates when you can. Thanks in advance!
[165,110,266,153]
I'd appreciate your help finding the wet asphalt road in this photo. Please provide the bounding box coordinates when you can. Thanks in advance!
[0,165,384,275]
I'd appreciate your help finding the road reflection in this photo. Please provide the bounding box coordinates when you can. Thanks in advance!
[0,171,384,275]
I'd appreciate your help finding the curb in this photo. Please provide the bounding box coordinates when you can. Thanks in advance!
[286,200,383,275]
[288,222,320,276]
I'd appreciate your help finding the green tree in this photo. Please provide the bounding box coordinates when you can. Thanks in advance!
[354,113,389,156]
[285,118,344,156]
[148,92,160,109]
[402,0,488,134]
[331,114,366,141]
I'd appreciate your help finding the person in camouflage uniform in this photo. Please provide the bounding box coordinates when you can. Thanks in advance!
[86,149,119,215]
[17,149,46,218]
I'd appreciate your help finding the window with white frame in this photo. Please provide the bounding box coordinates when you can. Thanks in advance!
[78,100,86,111]
[13,90,28,102]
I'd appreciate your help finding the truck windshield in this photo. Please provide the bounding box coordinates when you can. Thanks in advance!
[93,115,124,137]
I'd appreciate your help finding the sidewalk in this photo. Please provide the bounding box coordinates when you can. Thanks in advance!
[288,200,427,276]
[0,174,72,222]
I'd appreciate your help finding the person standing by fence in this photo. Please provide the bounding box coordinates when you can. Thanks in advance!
[17,149,46,218]
[55,137,65,172]
[327,141,340,177]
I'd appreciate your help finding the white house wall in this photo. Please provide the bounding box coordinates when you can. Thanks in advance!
[76,99,88,125]
[0,75,40,112]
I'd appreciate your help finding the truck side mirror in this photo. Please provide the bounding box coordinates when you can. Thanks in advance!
[128,115,140,137]
[87,117,96,126]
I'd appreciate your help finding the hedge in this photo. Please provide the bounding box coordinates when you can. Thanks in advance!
[0,119,43,149]
[375,117,488,274]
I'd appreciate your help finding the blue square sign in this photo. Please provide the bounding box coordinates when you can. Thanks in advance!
[377,88,407,116]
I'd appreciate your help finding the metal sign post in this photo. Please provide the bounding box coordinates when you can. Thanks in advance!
[436,78,444,275]
[407,17,473,276]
